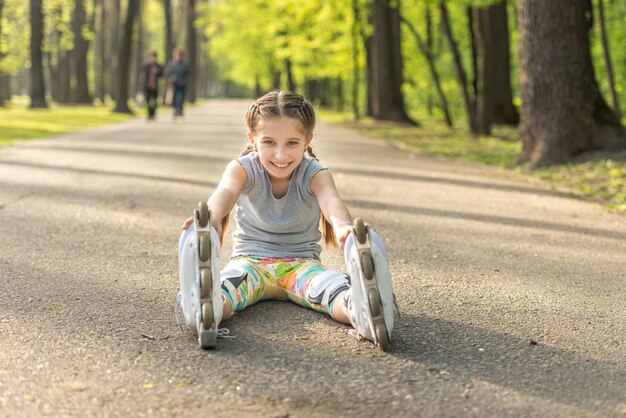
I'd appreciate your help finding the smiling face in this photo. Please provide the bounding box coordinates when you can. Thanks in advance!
[249,117,312,182]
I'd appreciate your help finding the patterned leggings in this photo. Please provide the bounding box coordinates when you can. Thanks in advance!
[219,256,350,319]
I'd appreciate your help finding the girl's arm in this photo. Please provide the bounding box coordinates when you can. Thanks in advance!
[311,170,353,249]
[182,160,247,236]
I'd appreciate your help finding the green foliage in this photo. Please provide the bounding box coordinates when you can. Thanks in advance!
[199,0,360,94]
[143,0,165,56]
[0,0,29,75]
[589,0,626,116]
[43,0,75,53]
[0,97,134,146]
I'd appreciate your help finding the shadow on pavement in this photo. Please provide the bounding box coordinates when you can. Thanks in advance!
[12,143,232,166]
[390,312,625,415]
[333,166,575,200]
[345,199,626,241]
[0,159,219,189]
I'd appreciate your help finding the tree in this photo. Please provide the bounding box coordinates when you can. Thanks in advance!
[0,0,6,106]
[94,0,106,101]
[163,0,173,63]
[72,0,92,103]
[400,11,452,127]
[186,0,197,103]
[472,0,518,134]
[350,0,362,119]
[108,0,120,101]
[112,0,138,113]
[597,0,621,119]
[371,0,414,124]
[517,0,625,168]
[29,0,47,108]
[440,2,475,134]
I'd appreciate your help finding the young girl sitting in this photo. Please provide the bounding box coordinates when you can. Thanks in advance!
[177,90,396,350]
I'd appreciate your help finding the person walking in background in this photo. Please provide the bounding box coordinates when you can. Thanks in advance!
[165,48,190,122]
[139,50,163,121]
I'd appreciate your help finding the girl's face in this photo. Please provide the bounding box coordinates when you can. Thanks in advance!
[249,117,312,181]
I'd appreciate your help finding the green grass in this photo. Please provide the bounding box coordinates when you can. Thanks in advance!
[319,111,626,214]
[534,153,626,212]
[0,96,135,146]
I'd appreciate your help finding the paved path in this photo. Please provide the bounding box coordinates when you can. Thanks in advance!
[1,100,625,417]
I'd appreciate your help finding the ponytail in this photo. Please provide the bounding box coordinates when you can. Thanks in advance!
[219,213,229,247]
[308,145,337,249]
[319,213,337,249]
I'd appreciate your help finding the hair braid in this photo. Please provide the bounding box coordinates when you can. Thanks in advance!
[306,145,318,160]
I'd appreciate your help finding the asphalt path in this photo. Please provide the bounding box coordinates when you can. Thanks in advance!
[1,100,625,417]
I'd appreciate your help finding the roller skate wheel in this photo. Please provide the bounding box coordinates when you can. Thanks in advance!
[375,322,390,351]
[199,234,211,262]
[197,201,210,228]
[368,288,382,317]
[354,217,367,245]
[201,302,213,331]
[200,267,212,299]
[360,252,374,280]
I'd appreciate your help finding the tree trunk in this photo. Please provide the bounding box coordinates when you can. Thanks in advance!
[363,23,373,117]
[517,0,625,168]
[254,76,262,98]
[371,0,415,124]
[186,0,197,103]
[95,0,106,102]
[473,0,518,134]
[0,76,9,104]
[72,0,92,104]
[285,59,295,92]
[0,0,5,106]
[130,3,143,97]
[272,70,281,90]
[597,0,621,119]
[400,12,453,127]
[350,0,361,120]
[29,0,47,108]
[305,79,319,103]
[164,0,173,62]
[59,49,73,103]
[113,0,138,113]
[440,2,476,134]
[336,77,344,112]
[425,4,433,115]
[467,7,478,100]
[109,0,120,101]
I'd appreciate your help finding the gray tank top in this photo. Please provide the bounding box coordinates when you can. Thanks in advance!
[231,153,327,259]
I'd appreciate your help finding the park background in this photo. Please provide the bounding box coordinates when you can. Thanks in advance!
[0,0,625,212]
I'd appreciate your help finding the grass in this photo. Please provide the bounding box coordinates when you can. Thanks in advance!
[318,109,626,214]
[0,96,135,146]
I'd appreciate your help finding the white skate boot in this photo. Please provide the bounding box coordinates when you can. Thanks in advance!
[345,218,395,351]
[177,201,223,349]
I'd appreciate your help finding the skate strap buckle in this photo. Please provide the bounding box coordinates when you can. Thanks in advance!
[217,327,236,339]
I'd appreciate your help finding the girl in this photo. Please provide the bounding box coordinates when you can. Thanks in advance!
[177,91,395,350]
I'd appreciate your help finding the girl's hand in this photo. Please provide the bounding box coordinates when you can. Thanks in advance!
[181,216,222,239]
[335,222,354,249]
[336,221,375,249]
[181,216,194,230]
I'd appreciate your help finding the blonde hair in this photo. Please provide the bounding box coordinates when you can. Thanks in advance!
[221,90,337,249]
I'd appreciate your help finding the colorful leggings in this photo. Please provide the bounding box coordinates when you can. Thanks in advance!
[219,256,350,319]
